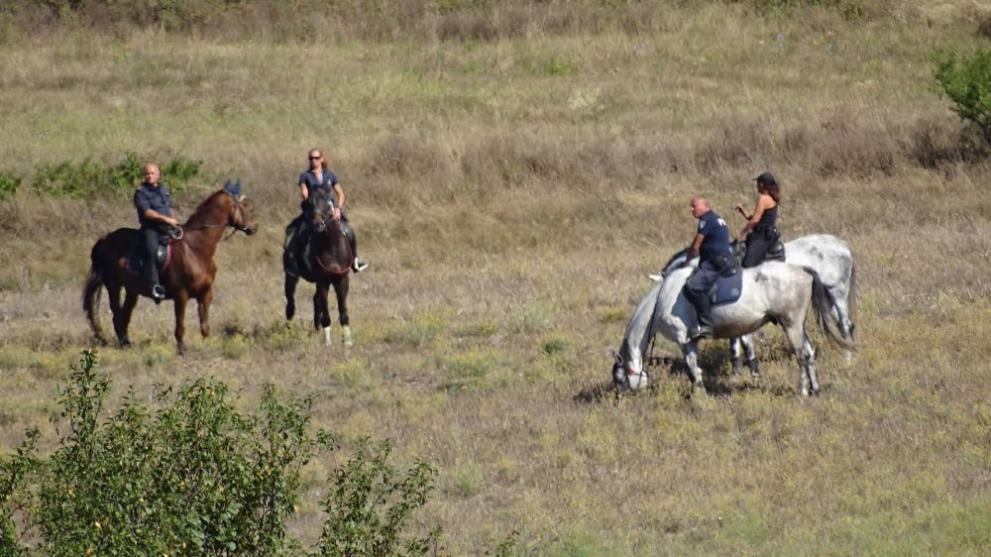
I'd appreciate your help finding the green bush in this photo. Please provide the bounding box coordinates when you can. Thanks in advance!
[0,350,441,556]
[935,48,991,144]
[30,151,201,199]
[0,172,21,201]
[317,438,439,557]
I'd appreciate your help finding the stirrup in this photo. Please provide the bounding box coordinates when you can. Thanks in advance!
[690,327,712,341]
[151,284,166,302]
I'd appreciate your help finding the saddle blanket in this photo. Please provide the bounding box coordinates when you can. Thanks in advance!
[710,271,743,306]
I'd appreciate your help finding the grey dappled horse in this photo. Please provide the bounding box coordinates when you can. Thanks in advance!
[612,261,847,396]
[655,234,856,374]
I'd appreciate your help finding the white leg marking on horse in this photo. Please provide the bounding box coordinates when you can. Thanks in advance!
[342,325,353,347]
[323,326,331,346]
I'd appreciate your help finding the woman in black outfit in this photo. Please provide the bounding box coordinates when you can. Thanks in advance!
[735,172,781,268]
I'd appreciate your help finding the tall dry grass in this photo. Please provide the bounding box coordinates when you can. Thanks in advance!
[1,1,991,554]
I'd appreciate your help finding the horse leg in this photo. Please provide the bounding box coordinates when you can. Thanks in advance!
[740,333,760,380]
[173,291,189,354]
[107,284,129,347]
[285,273,299,321]
[729,337,742,374]
[334,276,352,347]
[118,289,139,348]
[313,282,332,345]
[197,288,213,338]
[782,321,818,397]
[679,341,706,392]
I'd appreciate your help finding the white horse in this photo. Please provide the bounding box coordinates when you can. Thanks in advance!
[613,261,848,396]
[653,234,856,376]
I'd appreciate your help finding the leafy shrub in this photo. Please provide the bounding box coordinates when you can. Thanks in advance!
[0,172,21,201]
[316,438,440,557]
[0,350,442,556]
[935,48,991,144]
[30,151,201,199]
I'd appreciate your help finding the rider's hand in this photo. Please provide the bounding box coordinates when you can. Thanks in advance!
[332,207,342,220]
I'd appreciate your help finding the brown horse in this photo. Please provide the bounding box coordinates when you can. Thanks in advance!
[83,180,257,353]
[284,188,353,346]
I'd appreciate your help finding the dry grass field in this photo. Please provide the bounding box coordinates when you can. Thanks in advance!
[1,1,990,554]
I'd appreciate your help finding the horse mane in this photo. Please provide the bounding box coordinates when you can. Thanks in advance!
[660,247,691,276]
[618,280,664,369]
[184,189,229,227]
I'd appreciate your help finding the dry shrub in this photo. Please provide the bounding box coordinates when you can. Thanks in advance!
[576,135,683,184]
[460,134,577,187]
[903,116,989,169]
[694,122,775,175]
[813,116,898,177]
[977,12,991,39]
[435,10,501,41]
[364,133,451,180]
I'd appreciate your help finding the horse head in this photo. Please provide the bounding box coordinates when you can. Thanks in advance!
[223,179,257,235]
[305,188,352,275]
[309,188,337,233]
[612,347,649,391]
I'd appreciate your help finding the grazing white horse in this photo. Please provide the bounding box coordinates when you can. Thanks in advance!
[613,261,848,396]
[654,234,856,375]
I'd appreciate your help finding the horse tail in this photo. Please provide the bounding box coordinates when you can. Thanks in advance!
[847,260,857,340]
[83,240,107,344]
[803,266,854,349]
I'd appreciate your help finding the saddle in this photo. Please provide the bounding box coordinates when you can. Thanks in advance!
[731,237,786,266]
[766,239,785,262]
[127,233,174,274]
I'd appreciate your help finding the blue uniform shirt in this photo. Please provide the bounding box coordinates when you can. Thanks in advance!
[134,182,173,227]
[298,169,339,200]
[697,209,732,262]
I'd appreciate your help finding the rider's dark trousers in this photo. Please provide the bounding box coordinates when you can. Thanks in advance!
[140,226,163,288]
[742,227,778,268]
[683,255,734,326]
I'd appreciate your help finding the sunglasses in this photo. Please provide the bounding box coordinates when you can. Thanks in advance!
[309,155,322,160]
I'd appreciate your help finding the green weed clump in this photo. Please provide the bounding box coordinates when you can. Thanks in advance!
[0,172,21,201]
[29,151,200,200]
[0,350,441,556]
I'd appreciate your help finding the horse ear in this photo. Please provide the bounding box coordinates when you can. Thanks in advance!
[223,179,233,192]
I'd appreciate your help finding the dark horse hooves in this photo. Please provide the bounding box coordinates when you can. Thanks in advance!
[118,337,132,348]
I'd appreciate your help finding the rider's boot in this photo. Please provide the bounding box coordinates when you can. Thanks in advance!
[687,292,714,340]
[342,222,368,272]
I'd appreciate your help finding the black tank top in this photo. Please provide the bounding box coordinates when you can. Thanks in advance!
[756,204,777,229]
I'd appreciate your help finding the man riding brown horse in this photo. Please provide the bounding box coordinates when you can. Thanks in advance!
[85,175,256,353]
[133,163,180,301]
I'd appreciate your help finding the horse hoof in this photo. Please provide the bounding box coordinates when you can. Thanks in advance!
[119,338,131,348]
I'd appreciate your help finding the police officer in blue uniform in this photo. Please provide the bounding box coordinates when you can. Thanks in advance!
[285,149,368,276]
[681,196,736,339]
[133,163,179,301]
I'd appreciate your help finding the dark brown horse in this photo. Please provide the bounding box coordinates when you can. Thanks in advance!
[284,189,353,346]
[83,180,257,353]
